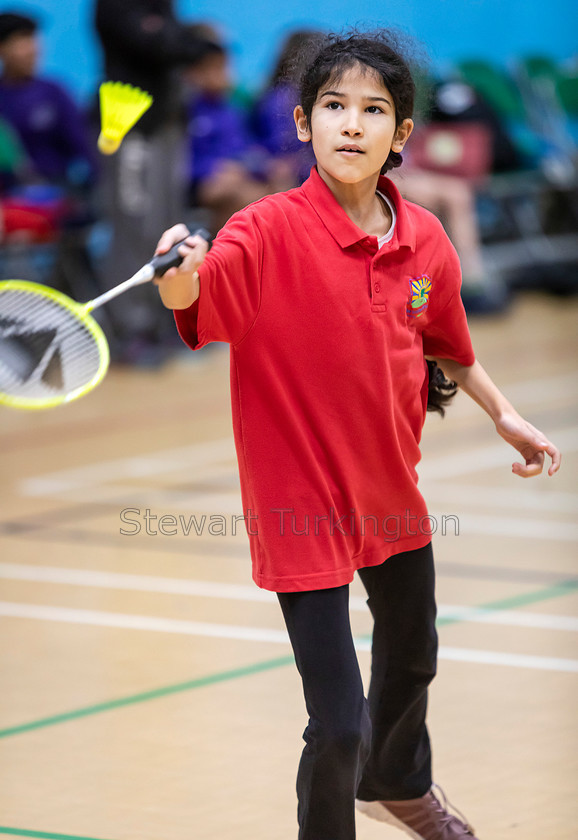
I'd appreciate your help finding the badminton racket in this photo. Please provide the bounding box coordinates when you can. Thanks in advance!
[0,229,209,410]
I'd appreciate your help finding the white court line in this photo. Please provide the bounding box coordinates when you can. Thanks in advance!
[0,600,288,644]
[0,563,276,603]
[19,438,237,498]
[1,601,577,673]
[428,510,578,542]
[1,563,577,631]
[447,372,578,416]
[497,372,578,407]
[15,428,578,540]
[18,428,578,495]
[435,604,578,632]
[438,647,578,673]
[422,482,578,514]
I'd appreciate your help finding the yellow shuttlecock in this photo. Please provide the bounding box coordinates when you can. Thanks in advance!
[97,81,153,155]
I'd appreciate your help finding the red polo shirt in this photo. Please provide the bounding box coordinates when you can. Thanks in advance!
[175,167,475,592]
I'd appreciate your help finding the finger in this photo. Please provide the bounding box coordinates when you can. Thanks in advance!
[176,246,205,276]
[185,231,206,245]
[546,443,562,476]
[177,242,195,260]
[183,233,210,256]
[529,434,561,477]
[170,232,206,261]
[155,224,190,254]
[152,266,179,285]
[512,450,544,478]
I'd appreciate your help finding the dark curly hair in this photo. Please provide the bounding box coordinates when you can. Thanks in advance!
[426,360,458,416]
[297,29,416,173]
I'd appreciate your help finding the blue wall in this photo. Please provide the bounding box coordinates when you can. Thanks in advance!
[5,0,577,104]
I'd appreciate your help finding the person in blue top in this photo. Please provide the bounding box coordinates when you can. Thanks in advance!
[0,12,96,189]
[183,23,291,232]
[253,29,320,186]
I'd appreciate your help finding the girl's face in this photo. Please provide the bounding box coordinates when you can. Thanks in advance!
[294,63,413,188]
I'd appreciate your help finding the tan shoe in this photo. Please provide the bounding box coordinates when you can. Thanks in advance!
[356,785,478,839]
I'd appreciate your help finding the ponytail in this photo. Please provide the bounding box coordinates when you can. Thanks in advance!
[426,360,457,417]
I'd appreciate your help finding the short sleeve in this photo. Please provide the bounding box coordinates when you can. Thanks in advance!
[421,236,476,366]
[175,208,263,350]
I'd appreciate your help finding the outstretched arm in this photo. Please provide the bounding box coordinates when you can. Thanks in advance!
[430,357,561,478]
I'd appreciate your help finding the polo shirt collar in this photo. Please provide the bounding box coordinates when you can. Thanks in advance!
[301,166,416,253]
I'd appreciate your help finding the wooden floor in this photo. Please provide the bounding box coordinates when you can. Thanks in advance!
[1,290,577,840]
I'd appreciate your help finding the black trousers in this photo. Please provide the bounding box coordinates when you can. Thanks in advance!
[277,543,438,840]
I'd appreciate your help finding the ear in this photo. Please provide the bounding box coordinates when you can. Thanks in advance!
[293,105,311,144]
[391,118,414,153]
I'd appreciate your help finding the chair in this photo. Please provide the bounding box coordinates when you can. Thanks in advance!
[516,54,578,147]
[454,59,578,290]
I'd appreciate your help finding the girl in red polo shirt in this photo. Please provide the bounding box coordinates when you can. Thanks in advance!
[154,30,561,840]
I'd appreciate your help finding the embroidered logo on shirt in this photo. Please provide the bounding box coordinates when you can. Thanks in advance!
[407,275,432,318]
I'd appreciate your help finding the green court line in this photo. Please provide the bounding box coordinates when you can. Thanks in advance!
[0,828,114,840]
[0,655,294,739]
[436,578,578,627]
[1,579,576,741]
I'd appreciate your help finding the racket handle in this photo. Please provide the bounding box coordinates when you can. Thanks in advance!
[86,228,212,313]
[149,228,211,277]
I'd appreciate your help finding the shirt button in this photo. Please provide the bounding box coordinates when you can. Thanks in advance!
[374,283,381,293]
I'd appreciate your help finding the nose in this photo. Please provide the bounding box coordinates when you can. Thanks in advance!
[341,108,363,136]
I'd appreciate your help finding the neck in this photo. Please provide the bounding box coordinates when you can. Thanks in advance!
[316,165,390,237]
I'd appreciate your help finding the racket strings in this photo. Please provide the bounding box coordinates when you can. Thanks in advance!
[0,289,103,400]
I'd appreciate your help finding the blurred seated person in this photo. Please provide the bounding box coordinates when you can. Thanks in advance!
[391,163,491,302]
[183,24,285,232]
[0,111,26,192]
[0,12,97,195]
[253,29,321,187]
[0,115,63,243]
[389,80,513,312]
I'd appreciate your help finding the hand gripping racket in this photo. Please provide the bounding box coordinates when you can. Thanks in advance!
[0,229,209,410]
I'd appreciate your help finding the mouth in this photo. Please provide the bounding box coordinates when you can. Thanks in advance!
[337,145,364,154]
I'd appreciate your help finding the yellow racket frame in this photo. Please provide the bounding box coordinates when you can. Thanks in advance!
[0,279,110,410]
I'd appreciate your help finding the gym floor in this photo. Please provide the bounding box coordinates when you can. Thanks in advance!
[1,290,577,840]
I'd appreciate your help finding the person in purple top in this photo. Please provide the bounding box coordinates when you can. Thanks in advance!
[0,12,96,188]
[187,68,257,186]
[183,23,285,232]
[253,30,321,187]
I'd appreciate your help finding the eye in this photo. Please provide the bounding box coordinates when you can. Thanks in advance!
[366,105,384,114]
[326,101,342,110]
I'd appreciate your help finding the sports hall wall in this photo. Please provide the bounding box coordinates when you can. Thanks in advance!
[6,0,578,103]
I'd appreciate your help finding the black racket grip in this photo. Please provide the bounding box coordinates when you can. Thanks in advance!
[150,228,211,277]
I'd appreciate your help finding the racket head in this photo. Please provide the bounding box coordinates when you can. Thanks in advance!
[0,279,110,410]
